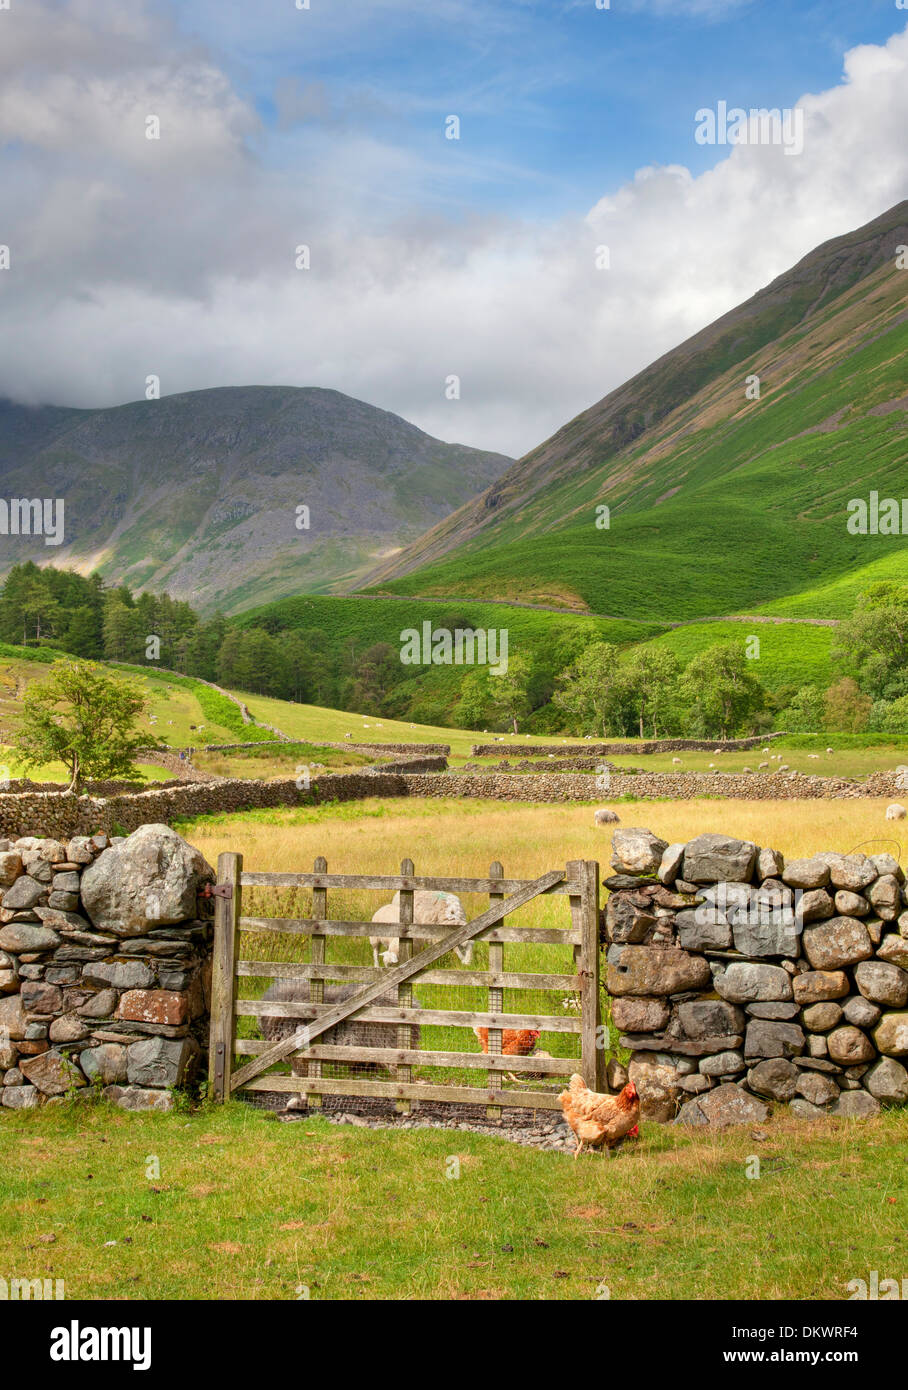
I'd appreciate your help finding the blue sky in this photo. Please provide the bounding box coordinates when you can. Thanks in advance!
[1,0,907,452]
[174,0,907,220]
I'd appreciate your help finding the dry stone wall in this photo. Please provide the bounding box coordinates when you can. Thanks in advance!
[471,735,788,756]
[0,824,214,1114]
[603,827,908,1127]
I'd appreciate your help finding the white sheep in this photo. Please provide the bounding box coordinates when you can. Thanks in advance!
[594,808,620,826]
[708,762,715,768]
[808,753,819,759]
[671,757,682,765]
[759,761,769,770]
[886,803,907,820]
[762,747,770,754]
[743,766,752,773]
[826,747,834,754]
[370,890,473,968]
[779,764,790,772]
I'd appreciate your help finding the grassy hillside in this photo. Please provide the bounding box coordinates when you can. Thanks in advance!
[367,203,908,622]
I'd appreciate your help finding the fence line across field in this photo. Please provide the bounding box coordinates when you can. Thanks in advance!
[208,852,603,1116]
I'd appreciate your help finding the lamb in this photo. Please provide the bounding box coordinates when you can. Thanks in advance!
[261,978,421,1110]
[886,803,907,820]
[594,808,620,826]
[758,761,769,770]
[369,889,472,968]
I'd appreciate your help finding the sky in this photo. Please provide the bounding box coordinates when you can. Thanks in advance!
[0,0,907,456]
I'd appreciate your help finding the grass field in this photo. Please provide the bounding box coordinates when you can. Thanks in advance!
[1,1100,904,1300]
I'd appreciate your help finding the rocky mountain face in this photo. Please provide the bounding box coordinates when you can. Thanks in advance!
[364,201,908,618]
[0,386,512,614]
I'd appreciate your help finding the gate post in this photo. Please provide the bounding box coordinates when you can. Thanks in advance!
[569,859,602,1092]
[208,850,242,1102]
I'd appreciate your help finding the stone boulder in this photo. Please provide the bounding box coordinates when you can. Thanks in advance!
[714,962,792,1004]
[744,1019,805,1059]
[610,828,668,877]
[863,1056,908,1103]
[826,1025,875,1066]
[781,857,830,890]
[80,824,214,937]
[690,1082,770,1128]
[854,960,908,1009]
[873,1012,908,1056]
[627,1055,680,1122]
[792,970,850,1004]
[676,999,745,1039]
[19,1049,85,1095]
[802,917,873,971]
[682,834,757,884]
[876,936,908,970]
[747,1057,799,1101]
[606,945,712,997]
[609,996,670,1033]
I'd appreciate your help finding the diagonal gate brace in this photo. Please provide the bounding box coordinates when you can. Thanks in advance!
[229,868,566,1092]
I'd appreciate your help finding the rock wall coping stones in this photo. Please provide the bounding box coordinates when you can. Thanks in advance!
[604,827,908,1127]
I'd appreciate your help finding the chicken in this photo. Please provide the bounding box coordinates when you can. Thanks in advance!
[474,1026,540,1084]
[558,1075,640,1159]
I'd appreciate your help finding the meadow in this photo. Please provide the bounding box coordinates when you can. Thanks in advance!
[1,1096,904,1300]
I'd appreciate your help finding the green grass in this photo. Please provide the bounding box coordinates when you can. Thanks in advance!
[1,1101,905,1299]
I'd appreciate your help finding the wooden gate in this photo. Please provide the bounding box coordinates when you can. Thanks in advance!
[208,855,602,1114]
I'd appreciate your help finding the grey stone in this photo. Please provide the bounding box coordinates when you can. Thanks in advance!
[21,980,63,1014]
[714,962,793,1004]
[789,1098,825,1120]
[744,1019,805,1059]
[682,834,757,884]
[676,1000,745,1038]
[829,1090,880,1119]
[1,1085,42,1109]
[675,907,732,951]
[678,1074,711,1093]
[101,1084,175,1112]
[126,1036,194,1088]
[606,945,712,997]
[694,1082,770,1128]
[870,853,902,881]
[605,892,656,944]
[0,923,60,953]
[746,1001,800,1019]
[48,1014,90,1043]
[1,876,46,911]
[808,1034,829,1058]
[854,960,908,1008]
[796,889,835,924]
[781,857,830,890]
[610,996,670,1033]
[757,847,784,880]
[802,917,873,970]
[868,875,901,921]
[0,851,23,886]
[76,989,119,1019]
[80,1044,128,1085]
[80,824,214,937]
[819,853,877,892]
[81,961,155,991]
[698,1050,745,1077]
[863,1056,908,1103]
[47,892,79,912]
[51,872,81,894]
[610,828,669,877]
[843,995,882,1028]
[795,1071,839,1106]
[658,843,685,885]
[747,1057,799,1101]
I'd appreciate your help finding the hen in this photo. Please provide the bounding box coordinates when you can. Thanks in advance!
[474,1027,540,1084]
[558,1075,640,1159]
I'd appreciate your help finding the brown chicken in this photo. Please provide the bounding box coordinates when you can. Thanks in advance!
[474,1027,540,1083]
[558,1075,640,1159]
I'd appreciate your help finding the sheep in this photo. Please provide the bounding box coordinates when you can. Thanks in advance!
[369,890,472,969]
[671,757,682,765]
[743,766,752,773]
[779,764,790,772]
[886,803,907,820]
[762,747,770,755]
[759,761,769,770]
[808,753,819,759]
[594,808,620,826]
[261,979,421,1110]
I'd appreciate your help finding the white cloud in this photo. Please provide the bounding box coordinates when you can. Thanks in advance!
[0,4,907,458]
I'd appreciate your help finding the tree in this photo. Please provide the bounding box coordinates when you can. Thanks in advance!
[834,583,908,700]
[679,642,766,738]
[454,669,492,729]
[14,660,147,793]
[623,648,681,738]
[488,653,533,732]
[824,677,871,733]
[778,684,825,732]
[553,642,632,735]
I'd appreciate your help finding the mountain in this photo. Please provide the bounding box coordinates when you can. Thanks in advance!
[0,386,512,614]
[363,201,908,620]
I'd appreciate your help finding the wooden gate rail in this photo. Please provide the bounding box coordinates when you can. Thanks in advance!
[208,853,602,1109]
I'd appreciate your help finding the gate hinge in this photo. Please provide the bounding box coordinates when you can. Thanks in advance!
[200,882,234,901]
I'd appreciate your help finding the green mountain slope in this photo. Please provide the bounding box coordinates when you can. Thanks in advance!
[365,201,908,620]
[0,386,512,615]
